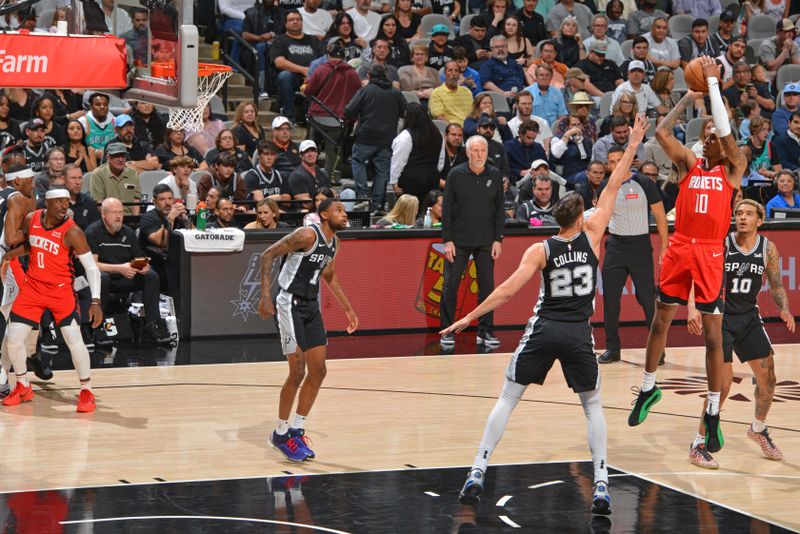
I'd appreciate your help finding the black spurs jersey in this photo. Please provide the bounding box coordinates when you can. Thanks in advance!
[724,232,767,316]
[278,224,337,300]
[537,232,598,322]
[0,187,21,252]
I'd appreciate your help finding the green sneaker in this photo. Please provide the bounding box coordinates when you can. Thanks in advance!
[628,386,662,426]
[703,411,724,453]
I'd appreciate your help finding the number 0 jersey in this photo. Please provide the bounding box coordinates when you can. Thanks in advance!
[28,209,77,286]
[724,232,767,316]
[278,224,338,300]
[537,232,599,322]
[674,157,735,241]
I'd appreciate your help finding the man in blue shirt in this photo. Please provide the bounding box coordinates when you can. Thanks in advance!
[502,119,546,184]
[524,63,568,125]
[479,35,526,98]
[772,110,800,171]
[773,82,800,138]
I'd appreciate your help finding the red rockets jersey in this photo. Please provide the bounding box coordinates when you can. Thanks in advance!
[27,209,76,285]
[674,157,735,241]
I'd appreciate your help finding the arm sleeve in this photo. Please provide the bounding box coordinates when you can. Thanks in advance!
[390,131,412,184]
[77,251,101,300]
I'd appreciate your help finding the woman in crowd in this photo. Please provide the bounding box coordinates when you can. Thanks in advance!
[34,147,67,200]
[482,0,508,34]
[390,103,442,210]
[399,45,441,104]
[374,194,419,227]
[553,91,597,141]
[554,16,586,68]
[325,13,366,62]
[502,15,534,69]
[766,170,800,217]
[463,93,512,140]
[231,101,265,156]
[204,129,253,173]
[187,104,225,156]
[302,187,336,225]
[7,88,34,121]
[64,119,98,172]
[0,94,21,150]
[604,0,627,44]
[244,198,289,229]
[154,127,207,170]
[132,100,166,147]
[31,94,66,147]
[550,114,593,179]
[416,189,443,227]
[599,90,638,137]
[393,0,421,41]
[377,15,412,67]
[651,68,677,112]
[45,88,84,123]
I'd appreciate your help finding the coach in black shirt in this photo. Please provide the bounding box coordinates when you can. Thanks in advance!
[62,164,100,230]
[440,135,504,349]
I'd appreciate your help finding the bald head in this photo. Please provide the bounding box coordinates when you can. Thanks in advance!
[101,197,124,233]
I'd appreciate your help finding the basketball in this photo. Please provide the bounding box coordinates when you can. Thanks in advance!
[685,58,708,93]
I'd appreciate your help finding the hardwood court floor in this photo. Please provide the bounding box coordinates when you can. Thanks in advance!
[1,344,799,531]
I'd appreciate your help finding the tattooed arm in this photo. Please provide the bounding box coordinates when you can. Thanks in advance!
[766,241,795,333]
[655,90,699,180]
[258,227,316,320]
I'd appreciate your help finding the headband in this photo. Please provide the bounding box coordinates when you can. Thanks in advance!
[45,189,70,200]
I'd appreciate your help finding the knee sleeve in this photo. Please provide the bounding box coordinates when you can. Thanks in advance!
[61,320,91,380]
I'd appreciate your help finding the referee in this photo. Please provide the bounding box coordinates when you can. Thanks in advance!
[597,159,668,364]
[440,135,504,349]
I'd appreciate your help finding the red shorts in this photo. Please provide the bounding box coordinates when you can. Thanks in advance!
[10,277,79,326]
[657,232,725,314]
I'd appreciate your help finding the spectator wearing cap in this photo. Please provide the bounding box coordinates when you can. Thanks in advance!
[304,36,362,176]
[643,17,680,70]
[241,0,284,97]
[22,118,55,173]
[527,40,567,87]
[298,0,332,37]
[347,0,382,41]
[759,19,800,81]
[672,0,721,19]
[476,114,512,181]
[159,155,199,202]
[502,118,546,183]
[774,82,800,137]
[289,140,331,211]
[269,116,302,177]
[357,38,402,88]
[507,89,553,149]
[442,46,482,96]
[452,15,492,70]
[592,114,645,163]
[773,111,800,171]
[428,24,455,70]
[515,0,547,46]
[560,67,589,108]
[100,113,160,172]
[551,113,593,178]
[479,35,526,97]
[523,64,568,125]
[584,14,625,66]
[243,141,291,202]
[620,36,656,84]
[722,60,776,114]
[677,18,719,70]
[197,152,248,203]
[90,142,142,215]
[515,172,557,224]
[710,9,737,53]
[430,61,474,125]
[545,0,593,40]
[611,61,665,114]
[346,63,406,212]
[575,41,623,95]
[716,37,747,86]
[554,91,597,142]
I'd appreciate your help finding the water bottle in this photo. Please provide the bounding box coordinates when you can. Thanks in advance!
[187,192,197,214]
[211,41,220,60]
[424,207,432,228]
[196,201,208,230]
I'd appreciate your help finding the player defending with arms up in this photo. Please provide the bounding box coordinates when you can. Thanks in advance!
[443,115,650,515]
[1,188,103,411]
[628,56,747,456]
[258,198,358,462]
[686,199,794,468]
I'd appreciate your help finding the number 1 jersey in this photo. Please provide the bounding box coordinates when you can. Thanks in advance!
[674,157,734,241]
[537,232,598,322]
[278,224,337,300]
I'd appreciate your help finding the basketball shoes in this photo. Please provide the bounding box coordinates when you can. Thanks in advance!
[288,428,315,460]
[746,426,783,461]
[458,468,485,505]
[689,443,719,469]
[627,386,661,426]
[77,389,96,413]
[270,431,308,462]
[703,412,724,453]
[591,481,612,515]
[2,382,34,406]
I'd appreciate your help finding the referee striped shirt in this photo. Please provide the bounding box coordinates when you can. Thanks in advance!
[597,173,662,236]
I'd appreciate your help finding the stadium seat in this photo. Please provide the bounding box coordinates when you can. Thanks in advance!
[745,38,763,65]
[708,15,719,36]
[598,91,614,119]
[433,119,448,134]
[747,14,779,40]
[139,170,171,203]
[459,14,476,36]
[776,65,800,91]
[620,39,633,59]
[669,15,694,41]
[476,91,510,114]
[401,90,421,104]
[685,117,705,145]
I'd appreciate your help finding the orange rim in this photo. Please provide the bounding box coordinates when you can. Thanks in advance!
[150,61,232,78]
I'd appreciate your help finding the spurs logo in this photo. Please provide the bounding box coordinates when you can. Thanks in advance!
[660,375,800,402]
[231,253,263,321]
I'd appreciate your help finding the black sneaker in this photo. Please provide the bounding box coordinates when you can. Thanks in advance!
[703,411,724,453]
[658,352,666,366]
[627,385,662,426]
[27,356,53,381]
[458,468,485,505]
[597,350,621,364]
[40,329,59,354]
[94,327,114,347]
[440,333,455,347]
[143,320,172,345]
[477,332,500,347]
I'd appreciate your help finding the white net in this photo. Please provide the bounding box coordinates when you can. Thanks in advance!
[166,64,232,131]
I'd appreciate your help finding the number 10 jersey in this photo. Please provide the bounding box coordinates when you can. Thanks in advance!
[537,232,599,322]
[674,157,734,242]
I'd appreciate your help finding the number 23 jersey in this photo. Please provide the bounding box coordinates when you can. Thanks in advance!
[278,224,337,300]
[538,232,598,322]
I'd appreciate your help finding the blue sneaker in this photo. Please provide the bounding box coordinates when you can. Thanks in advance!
[592,481,612,515]
[270,431,307,462]
[288,428,315,460]
[458,468,484,505]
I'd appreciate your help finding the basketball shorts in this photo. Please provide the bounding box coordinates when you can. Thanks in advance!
[506,316,598,393]
[275,290,327,355]
[722,311,773,363]
[9,278,80,327]
[0,259,24,314]
[657,232,725,314]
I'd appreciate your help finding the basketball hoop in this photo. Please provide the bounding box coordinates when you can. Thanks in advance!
[151,62,232,131]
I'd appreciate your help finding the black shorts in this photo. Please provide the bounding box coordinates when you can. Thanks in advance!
[506,316,598,393]
[275,290,327,355]
[722,311,773,364]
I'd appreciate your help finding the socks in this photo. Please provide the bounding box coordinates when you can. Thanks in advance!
[706,391,720,415]
[292,414,306,430]
[641,371,657,392]
[692,433,705,448]
[80,379,92,391]
[15,372,29,388]
[752,418,766,433]
[276,419,289,435]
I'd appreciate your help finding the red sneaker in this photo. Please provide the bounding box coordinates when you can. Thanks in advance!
[76,389,96,413]
[2,382,34,406]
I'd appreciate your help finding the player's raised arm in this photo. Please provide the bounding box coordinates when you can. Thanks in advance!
[765,241,795,333]
[655,91,698,177]
[586,114,648,245]
[258,227,317,319]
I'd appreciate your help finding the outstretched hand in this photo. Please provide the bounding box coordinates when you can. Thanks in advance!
[698,55,721,80]
[629,113,648,145]
[440,317,471,336]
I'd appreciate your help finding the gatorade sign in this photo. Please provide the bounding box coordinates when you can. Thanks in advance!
[0,31,127,88]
